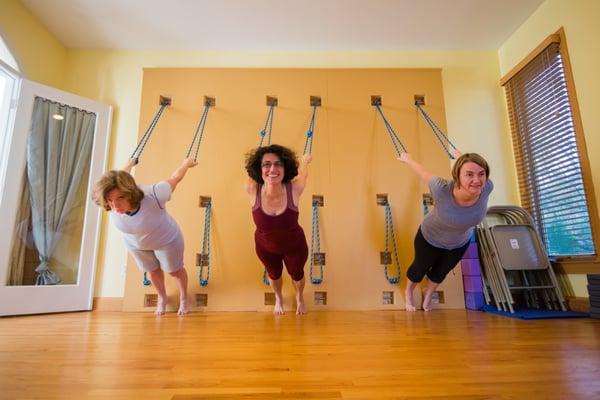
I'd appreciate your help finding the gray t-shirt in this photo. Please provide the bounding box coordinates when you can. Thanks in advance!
[111,181,181,250]
[420,177,493,249]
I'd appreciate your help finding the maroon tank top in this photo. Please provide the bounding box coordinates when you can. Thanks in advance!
[252,182,300,236]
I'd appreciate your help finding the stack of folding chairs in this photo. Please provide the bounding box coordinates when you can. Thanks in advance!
[475,205,567,314]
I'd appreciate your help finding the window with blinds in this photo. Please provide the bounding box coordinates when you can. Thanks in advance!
[502,32,597,259]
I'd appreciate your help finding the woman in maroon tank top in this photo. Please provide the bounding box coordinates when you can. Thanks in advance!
[245,144,312,315]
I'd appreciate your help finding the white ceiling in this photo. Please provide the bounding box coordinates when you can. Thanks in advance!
[19,0,544,51]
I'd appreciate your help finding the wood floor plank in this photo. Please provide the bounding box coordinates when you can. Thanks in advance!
[0,310,599,399]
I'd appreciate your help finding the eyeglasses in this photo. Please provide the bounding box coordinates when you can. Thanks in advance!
[261,161,284,169]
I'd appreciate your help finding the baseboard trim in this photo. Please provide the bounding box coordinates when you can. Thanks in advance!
[93,297,123,312]
[566,296,590,313]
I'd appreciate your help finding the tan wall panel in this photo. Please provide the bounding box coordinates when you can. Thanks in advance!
[122,68,465,312]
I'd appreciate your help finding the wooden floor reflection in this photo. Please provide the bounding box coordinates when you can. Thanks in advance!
[1,310,599,399]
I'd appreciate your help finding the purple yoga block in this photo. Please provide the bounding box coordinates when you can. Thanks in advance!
[464,291,485,310]
[461,259,482,276]
[463,242,479,259]
[463,275,483,292]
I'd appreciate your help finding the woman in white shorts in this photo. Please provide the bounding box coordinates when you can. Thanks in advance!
[92,157,197,315]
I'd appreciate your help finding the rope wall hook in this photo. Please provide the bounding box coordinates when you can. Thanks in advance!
[372,99,408,157]
[131,100,170,163]
[186,98,214,162]
[415,101,457,159]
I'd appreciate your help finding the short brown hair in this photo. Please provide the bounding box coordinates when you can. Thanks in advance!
[91,170,144,211]
[451,153,490,187]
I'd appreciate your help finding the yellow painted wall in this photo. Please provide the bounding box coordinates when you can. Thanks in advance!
[121,67,467,312]
[2,0,596,302]
[0,0,66,87]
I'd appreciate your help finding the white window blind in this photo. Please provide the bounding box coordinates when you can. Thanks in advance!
[503,39,596,258]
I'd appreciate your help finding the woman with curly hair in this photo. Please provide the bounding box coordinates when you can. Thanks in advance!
[398,150,493,312]
[92,157,197,315]
[245,144,312,315]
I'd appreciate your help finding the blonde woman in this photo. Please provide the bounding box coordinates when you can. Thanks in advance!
[92,157,197,315]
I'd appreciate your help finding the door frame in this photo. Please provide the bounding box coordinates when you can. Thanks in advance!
[0,79,112,316]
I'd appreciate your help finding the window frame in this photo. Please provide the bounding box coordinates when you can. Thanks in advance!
[500,27,600,274]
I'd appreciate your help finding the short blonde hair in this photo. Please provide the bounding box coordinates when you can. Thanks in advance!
[91,170,144,211]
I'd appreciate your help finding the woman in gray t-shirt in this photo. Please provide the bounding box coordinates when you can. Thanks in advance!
[92,157,197,315]
[398,151,493,312]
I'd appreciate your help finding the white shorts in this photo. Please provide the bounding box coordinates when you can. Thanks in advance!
[126,236,185,273]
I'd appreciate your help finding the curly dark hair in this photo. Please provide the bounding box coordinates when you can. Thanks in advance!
[245,144,299,184]
[91,170,144,211]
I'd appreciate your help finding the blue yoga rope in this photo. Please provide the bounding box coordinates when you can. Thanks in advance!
[303,103,318,155]
[186,101,212,162]
[198,201,212,286]
[259,100,276,285]
[383,200,401,284]
[415,101,457,159]
[130,101,169,164]
[262,268,270,286]
[374,103,408,157]
[306,104,322,283]
[310,199,324,284]
[259,101,276,147]
[130,101,169,286]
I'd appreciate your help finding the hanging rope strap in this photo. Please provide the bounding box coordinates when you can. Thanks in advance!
[303,103,318,155]
[259,100,276,285]
[132,101,169,286]
[198,201,212,286]
[310,199,324,284]
[374,103,408,157]
[383,200,401,284]
[259,101,276,147]
[130,101,169,163]
[262,269,270,285]
[415,102,457,159]
[186,101,212,162]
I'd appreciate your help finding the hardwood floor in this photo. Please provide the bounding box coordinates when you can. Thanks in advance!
[0,310,599,400]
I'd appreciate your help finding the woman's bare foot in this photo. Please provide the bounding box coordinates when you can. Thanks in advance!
[422,301,433,311]
[296,298,307,315]
[423,291,434,311]
[405,289,417,312]
[155,297,167,316]
[422,281,440,312]
[177,297,190,315]
[273,296,285,315]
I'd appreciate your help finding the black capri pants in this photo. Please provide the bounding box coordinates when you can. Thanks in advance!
[406,227,470,284]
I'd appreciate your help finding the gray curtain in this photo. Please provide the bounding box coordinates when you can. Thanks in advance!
[7,170,32,285]
[27,97,96,285]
